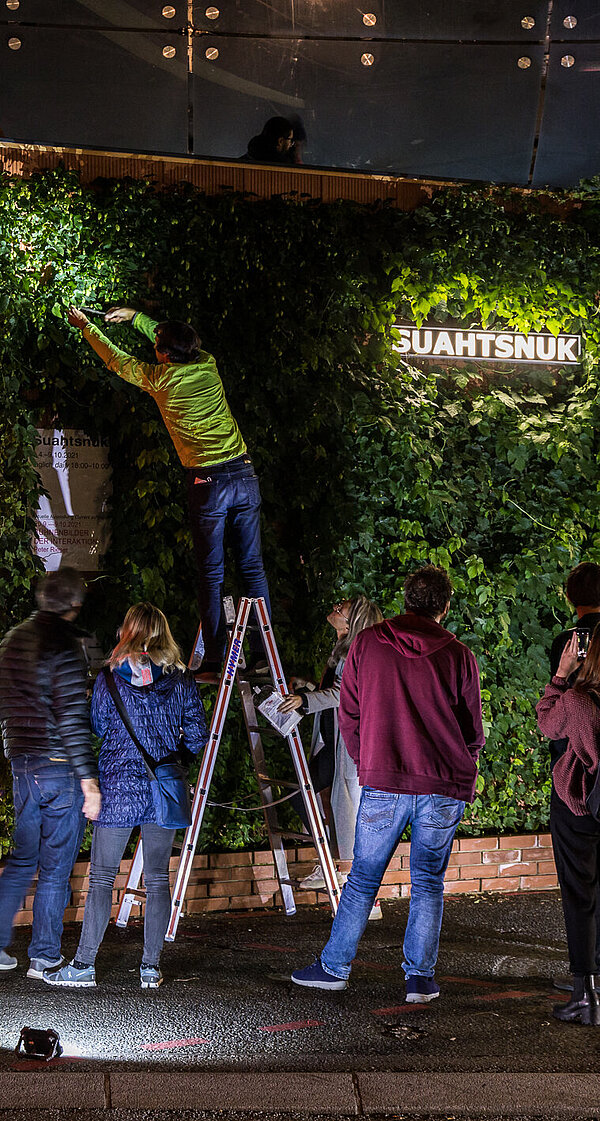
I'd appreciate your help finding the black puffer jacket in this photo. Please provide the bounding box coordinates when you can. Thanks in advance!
[0,611,97,779]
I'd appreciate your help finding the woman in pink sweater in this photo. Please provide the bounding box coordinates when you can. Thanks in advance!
[537,630,600,1026]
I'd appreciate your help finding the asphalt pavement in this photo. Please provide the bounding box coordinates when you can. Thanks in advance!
[1,889,600,1118]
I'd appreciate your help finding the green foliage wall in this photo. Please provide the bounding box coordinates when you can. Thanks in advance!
[1,171,600,852]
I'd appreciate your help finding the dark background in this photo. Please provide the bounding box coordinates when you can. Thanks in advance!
[1,0,599,187]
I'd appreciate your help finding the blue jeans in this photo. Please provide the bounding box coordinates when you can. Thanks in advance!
[321,789,465,980]
[76,823,176,967]
[0,756,85,961]
[186,454,271,662]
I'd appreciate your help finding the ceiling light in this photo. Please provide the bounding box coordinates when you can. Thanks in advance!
[361,52,375,66]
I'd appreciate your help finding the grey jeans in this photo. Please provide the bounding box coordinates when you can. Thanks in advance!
[76,822,175,967]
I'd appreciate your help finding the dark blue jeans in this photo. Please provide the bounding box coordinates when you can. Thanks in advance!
[186,455,271,662]
[321,789,465,980]
[0,756,85,961]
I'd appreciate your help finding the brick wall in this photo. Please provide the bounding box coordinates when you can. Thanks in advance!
[10,832,557,927]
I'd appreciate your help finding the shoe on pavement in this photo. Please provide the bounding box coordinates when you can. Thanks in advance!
[291,959,348,990]
[0,950,17,971]
[27,955,64,979]
[42,960,96,988]
[368,900,383,921]
[140,965,163,989]
[405,976,440,1003]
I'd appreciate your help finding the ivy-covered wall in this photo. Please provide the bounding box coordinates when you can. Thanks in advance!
[1,171,600,853]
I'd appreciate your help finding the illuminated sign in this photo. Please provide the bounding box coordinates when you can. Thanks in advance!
[393,326,581,365]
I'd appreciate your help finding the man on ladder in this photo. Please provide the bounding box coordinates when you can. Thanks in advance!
[67,304,271,684]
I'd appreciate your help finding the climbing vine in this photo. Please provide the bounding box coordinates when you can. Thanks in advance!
[1,170,600,851]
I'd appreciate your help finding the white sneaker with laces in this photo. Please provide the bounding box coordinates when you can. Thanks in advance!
[368,900,383,921]
[299,863,345,891]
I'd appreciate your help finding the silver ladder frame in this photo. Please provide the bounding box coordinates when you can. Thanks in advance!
[115,597,339,940]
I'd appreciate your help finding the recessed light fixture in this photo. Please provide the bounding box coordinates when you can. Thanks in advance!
[162,5,176,18]
[521,16,535,29]
[8,35,21,49]
[561,54,575,67]
[205,6,220,17]
[363,13,377,26]
[563,15,577,29]
[6,0,20,10]
[361,52,375,66]
[205,46,219,60]
[517,56,531,68]
[162,44,176,58]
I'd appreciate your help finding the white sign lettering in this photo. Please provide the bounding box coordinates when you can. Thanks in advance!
[393,326,581,365]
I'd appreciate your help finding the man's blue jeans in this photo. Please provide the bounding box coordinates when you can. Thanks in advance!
[186,455,271,662]
[321,789,465,980]
[0,756,85,961]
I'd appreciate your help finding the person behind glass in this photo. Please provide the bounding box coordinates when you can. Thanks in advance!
[278,596,383,915]
[536,628,600,1026]
[67,306,271,684]
[245,116,304,165]
[44,603,208,991]
[548,561,600,993]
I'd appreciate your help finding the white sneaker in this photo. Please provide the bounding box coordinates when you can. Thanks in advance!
[298,864,345,891]
[368,900,383,921]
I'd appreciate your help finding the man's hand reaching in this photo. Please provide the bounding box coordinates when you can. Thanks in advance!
[104,306,136,324]
[67,306,90,330]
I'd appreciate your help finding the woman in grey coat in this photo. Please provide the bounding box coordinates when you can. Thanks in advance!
[279,595,382,907]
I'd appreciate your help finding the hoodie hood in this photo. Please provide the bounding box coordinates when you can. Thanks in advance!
[114,656,164,687]
[374,614,457,659]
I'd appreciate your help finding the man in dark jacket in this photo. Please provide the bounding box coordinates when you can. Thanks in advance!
[292,565,484,1002]
[0,568,100,978]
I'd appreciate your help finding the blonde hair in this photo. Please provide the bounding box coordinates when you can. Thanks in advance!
[328,594,383,666]
[108,602,185,673]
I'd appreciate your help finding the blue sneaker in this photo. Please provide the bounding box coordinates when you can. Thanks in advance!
[291,959,347,990]
[42,961,96,988]
[0,950,17,971]
[405,976,440,1003]
[140,965,163,989]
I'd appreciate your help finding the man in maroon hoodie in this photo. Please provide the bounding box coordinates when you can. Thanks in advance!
[291,565,484,1001]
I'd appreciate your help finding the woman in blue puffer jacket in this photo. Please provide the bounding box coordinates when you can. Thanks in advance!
[44,602,207,991]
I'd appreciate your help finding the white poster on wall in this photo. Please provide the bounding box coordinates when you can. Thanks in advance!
[34,429,112,571]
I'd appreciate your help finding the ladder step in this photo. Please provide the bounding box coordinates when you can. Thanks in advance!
[256,776,300,790]
[271,829,319,842]
[124,889,147,900]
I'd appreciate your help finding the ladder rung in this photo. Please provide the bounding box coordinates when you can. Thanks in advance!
[271,829,316,842]
[246,725,282,737]
[256,776,300,790]
[124,889,147,900]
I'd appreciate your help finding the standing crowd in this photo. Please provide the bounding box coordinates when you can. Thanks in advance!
[0,305,598,1029]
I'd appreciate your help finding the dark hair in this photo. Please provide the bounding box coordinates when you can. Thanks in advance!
[566,562,600,608]
[404,565,452,618]
[36,567,85,614]
[261,116,293,144]
[155,320,201,363]
[574,626,600,698]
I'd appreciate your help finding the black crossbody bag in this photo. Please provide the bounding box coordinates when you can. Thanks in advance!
[102,668,192,830]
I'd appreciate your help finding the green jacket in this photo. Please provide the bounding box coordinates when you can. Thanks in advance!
[83,312,246,469]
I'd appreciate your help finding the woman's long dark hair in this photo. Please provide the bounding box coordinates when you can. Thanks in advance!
[328,594,383,666]
[573,627,600,698]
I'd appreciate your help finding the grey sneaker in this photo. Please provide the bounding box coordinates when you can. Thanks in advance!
[42,960,96,987]
[0,950,17,971]
[140,965,163,989]
[27,955,64,979]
